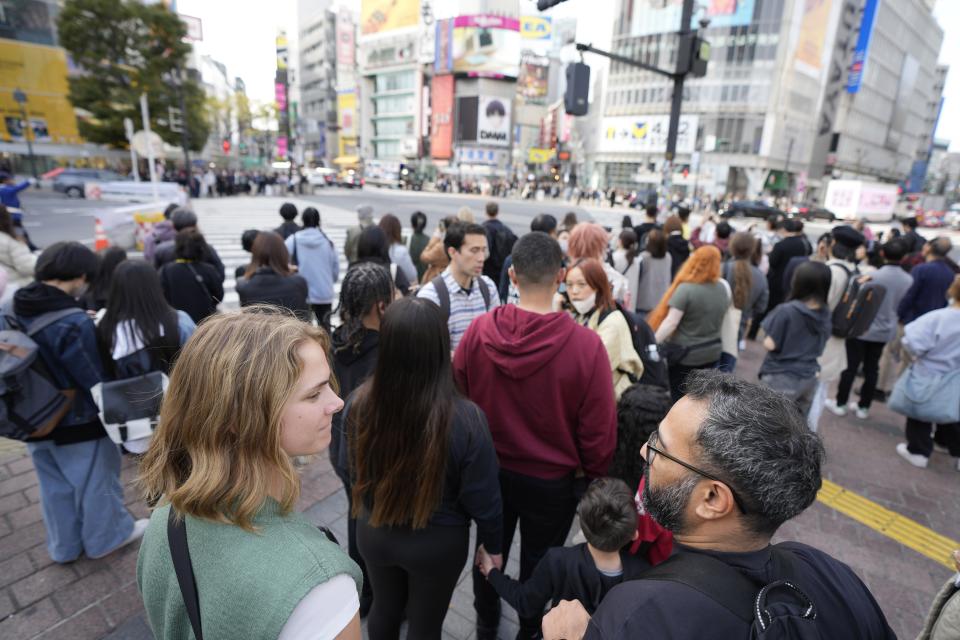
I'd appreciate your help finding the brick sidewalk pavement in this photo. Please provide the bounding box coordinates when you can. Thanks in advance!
[0,200,957,640]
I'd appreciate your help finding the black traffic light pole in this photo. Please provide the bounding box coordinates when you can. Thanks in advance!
[572,0,696,163]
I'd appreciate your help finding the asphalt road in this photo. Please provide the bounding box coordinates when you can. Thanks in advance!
[17,185,960,261]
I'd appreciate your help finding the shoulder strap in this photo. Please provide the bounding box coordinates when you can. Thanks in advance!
[24,308,87,337]
[431,275,451,320]
[639,552,757,623]
[167,509,203,640]
[477,277,492,310]
[186,264,217,304]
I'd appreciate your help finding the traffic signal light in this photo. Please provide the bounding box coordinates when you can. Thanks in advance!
[678,35,711,78]
[222,139,231,153]
[564,62,590,116]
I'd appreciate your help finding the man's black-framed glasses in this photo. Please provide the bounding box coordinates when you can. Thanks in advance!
[645,430,748,515]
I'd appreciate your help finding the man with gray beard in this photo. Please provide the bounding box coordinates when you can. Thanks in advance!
[543,371,895,640]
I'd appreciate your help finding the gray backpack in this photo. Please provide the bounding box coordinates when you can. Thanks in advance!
[0,308,86,441]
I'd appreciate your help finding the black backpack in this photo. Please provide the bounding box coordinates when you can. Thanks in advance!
[641,547,822,639]
[431,275,493,321]
[600,303,669,390]
[484,222,517,280]
[830,264,886,339]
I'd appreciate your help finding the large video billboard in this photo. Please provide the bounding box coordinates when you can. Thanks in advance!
[452,15,521,78]
[361,0,420,36]
[631,0,756,37]
[517,54,549,104]
[598,115,698,155]
[0,40,80,144]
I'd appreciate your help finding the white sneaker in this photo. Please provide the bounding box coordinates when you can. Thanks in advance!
[934,443,950,454]
[90,518,150,559]
[853,406,869,420]
[824,399,847,416]
[896,443,929,469]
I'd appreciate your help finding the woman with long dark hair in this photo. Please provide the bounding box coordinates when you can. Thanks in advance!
[159,230,223,323]
[97,260,196,452]
[635,228,672,315]
[612,229,640,310]
[354,226,411,295]
[329,262,395,617]
[344,297,502,639]
[237,231,309,320]
[83,247,127,311]
[379,214,417,283]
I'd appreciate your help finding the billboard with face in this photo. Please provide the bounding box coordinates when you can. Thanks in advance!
[477,96,511,147]
[452,15,521,78]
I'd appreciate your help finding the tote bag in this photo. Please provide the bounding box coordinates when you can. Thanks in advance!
[889,365,960,424]
[718,279,742,357]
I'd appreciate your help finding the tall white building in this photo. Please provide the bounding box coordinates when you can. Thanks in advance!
[591,0,945,202]
[298,0,338,166]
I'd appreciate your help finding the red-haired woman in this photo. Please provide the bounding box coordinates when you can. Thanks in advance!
[648,245,728,401]
[568,223,630,306]
[564,258,643,399]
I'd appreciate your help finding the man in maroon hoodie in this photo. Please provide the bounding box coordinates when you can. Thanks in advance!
[454,231,617,639]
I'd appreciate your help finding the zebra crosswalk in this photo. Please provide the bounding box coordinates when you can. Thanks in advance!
[187,197,398,313]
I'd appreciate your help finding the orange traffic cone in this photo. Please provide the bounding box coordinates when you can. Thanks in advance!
[94,218,110,252]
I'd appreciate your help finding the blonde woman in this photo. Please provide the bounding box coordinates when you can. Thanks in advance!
[137,309,362,639]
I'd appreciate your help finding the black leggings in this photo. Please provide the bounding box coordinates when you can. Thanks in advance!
[358,518,469,640]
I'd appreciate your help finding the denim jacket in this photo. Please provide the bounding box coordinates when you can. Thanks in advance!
[25,310,105,427]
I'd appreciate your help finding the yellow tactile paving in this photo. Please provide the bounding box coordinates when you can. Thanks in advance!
[818,478,959,569]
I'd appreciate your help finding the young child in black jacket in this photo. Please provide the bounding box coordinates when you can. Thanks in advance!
[476,477,649,618]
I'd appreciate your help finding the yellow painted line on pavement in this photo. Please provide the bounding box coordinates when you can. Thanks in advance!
[817,479,958,569]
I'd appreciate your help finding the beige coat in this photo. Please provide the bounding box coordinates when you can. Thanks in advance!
[918,578,960,640]
[577,308,644,399]
[0,231,36,288]
[419,235,449,285]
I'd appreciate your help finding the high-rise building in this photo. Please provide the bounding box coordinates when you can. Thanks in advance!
[591,0,945,202]
[298,0,338,167]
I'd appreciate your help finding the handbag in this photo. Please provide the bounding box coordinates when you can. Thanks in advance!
[888,365,960,424]
[717,277,741,357]
[91,371,168,448]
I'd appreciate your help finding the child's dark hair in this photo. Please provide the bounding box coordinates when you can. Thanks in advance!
[610,384,671,489]
[578,478,637,552]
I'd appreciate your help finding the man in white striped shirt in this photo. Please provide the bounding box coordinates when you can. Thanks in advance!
[418,222,500,352]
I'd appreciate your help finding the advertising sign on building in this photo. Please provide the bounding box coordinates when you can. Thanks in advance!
[435,18,454,73]
[520,15,552,40]
[517,54,549,103]
[847,0,879,93]
[0,40,80,143]
[598,115,698,155]
[361,0,420,36]
[631,0,755,37]
[528,147,555,164]
[336,11,355,68]
[793,0,834,77]
[337,91,357,138]
[430,75,454,159]
[363,34,417,70]
[477,96,511,147]
[452,15,521,78]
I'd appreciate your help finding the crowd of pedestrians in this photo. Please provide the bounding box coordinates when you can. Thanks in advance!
[3,196,960,640]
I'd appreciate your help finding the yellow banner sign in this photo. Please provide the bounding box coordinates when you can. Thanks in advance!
[528,148,555,164]
[361,0,420,36]
[0,39,81,144]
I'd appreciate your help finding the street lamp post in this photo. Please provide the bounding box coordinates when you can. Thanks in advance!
[12,89,39,183]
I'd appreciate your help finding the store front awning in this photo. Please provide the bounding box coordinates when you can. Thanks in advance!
[334,155,360,165]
